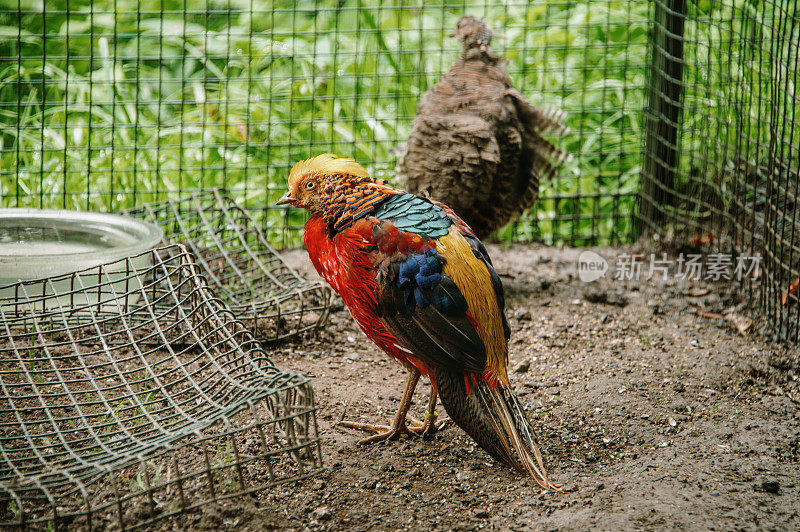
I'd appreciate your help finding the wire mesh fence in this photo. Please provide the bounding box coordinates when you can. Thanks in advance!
[638,0,800,344]
[0,244,322,529]
[0,1,799,341]
[123,188,331,342]
[0,0,649,247]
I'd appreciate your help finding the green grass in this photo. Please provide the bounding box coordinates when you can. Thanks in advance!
[1,0,653,246]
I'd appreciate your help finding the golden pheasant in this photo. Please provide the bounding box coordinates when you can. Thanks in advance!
[278,153,558,490]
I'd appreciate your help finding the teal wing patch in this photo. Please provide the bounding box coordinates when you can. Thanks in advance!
[373,193,453,238]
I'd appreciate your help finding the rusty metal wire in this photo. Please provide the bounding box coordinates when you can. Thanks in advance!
[124,189,331,342]
[0,244,322,529]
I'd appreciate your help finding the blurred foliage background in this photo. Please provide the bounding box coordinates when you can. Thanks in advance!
[0,0,651,246]
[0,1,770,248]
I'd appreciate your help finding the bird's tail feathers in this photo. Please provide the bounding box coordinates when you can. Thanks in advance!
[529,104,571,138]
[505,89,573,181]
[530,135,571,180]
[505,88,572,139]
[433,367,560,491]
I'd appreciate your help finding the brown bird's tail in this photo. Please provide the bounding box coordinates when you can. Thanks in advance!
[432,367,560,491]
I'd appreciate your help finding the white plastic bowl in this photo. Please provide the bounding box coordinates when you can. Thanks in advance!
[0,209,163,312]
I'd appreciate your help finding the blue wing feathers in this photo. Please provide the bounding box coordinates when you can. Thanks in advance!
[373,244,486,372]
[394,249,464,314]
[369,214,487,372]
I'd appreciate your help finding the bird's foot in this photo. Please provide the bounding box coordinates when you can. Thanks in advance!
[406,411,450,438]
[338,408,451,442]
[338,419,418,444]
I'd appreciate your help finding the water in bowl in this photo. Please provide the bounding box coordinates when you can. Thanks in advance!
[0,211,161,317]
[0,223,135,256]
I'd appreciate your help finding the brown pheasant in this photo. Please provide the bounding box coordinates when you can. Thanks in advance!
[395,15,570,239]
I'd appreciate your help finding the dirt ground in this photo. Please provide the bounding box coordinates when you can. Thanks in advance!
[203,244,799,530]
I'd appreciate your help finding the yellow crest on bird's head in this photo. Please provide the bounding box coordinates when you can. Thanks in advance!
[279,153,381,210]
[288,153,370,188]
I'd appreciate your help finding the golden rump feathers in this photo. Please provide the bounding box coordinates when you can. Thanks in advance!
[288,153,371,188]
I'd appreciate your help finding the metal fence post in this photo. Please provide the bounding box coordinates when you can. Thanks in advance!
[638,0,687,234]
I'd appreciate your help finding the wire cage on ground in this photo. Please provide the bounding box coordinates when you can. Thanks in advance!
[0,245,322,530]
[124,189,332,342]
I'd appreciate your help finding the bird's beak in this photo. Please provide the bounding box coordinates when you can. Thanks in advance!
[449,30,455,37]
[276,190,296,206]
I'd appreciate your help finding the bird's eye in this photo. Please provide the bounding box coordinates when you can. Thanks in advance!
[305,181,315,190]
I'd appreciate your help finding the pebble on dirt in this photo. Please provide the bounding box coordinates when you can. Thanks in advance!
[311,506,332,521]
[514,359,531,374]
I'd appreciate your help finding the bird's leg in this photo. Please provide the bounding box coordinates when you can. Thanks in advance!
[406,388,449,437]
[338,368,421,444]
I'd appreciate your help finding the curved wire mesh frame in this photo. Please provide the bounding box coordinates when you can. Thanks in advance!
[0,245,323,530]
[123,189,331,342]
